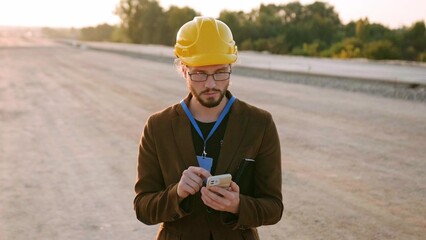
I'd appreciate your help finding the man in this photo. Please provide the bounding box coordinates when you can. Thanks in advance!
[134,16,283,240]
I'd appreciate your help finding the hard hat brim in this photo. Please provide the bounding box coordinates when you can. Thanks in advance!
[180,53,237,67]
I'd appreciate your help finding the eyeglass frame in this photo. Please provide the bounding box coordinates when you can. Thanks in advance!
[186,65,232,82]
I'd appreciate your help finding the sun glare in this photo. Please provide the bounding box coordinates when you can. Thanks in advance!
[0,0,424,28]
[0,0,120,27]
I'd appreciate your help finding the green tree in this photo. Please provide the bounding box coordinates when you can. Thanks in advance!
[344,21,356,38]
[280,1,342,53]
[402,21,426,60]
[364,40,400,60]
[367,23,393,41]
[115,0,138,42]
[322,37,363,58]
[282,1,304,24]
[256,4,284,39]
[163,6,198,45]
[115,0,166,44]
[304,1,342,45]
[355,18,369,40]
[110,0,424,62]
[80,24,115,42]
[42,27,80,39]
[110,26,131,42]
[219,10,255,45]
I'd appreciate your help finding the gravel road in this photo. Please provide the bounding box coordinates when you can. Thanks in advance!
[1,40,426,240]
[71,40,426,102]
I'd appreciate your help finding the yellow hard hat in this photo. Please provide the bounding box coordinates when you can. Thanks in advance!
[174,16,238,67]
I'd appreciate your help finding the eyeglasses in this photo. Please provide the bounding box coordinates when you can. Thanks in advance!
[188,71,232,82]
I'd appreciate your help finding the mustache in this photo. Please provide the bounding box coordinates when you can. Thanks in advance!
[201,88,221,94]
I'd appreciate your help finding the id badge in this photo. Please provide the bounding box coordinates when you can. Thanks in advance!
[196,155,213,173]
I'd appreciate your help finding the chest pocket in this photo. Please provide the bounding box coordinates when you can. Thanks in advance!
[233,158,255,196]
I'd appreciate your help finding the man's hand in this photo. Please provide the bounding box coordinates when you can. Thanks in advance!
[177,166,211,199]
[201,181,240,214]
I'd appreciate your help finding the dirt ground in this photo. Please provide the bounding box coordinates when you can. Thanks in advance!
[1,38,426,240]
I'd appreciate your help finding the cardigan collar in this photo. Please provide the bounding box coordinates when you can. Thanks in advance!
[172,91,248,174]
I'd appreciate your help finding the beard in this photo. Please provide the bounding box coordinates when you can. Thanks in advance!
[190,84,228,108]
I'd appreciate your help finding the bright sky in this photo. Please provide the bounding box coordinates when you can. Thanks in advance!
[0,0,425,29]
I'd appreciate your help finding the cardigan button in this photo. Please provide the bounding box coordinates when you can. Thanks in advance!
[239,225,249,230]
[206,207,213,214]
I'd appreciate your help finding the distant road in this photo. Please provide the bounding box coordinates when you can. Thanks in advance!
[61,40,426,102]
[72,40,426,85]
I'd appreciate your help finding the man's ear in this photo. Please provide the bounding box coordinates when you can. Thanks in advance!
[181,65,186,78]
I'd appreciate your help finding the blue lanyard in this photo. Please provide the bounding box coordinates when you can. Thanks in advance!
[180,96,236,157]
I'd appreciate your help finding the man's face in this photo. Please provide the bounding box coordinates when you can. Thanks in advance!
[184,64,231,108]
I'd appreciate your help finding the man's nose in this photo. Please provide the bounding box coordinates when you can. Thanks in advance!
[204,75,216,88]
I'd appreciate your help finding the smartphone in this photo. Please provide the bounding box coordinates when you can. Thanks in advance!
[206,174,232,189]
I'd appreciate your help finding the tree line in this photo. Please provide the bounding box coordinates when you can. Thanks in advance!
[43,0,426,62]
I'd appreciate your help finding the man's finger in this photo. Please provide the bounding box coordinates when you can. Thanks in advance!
[188,166,211,179]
